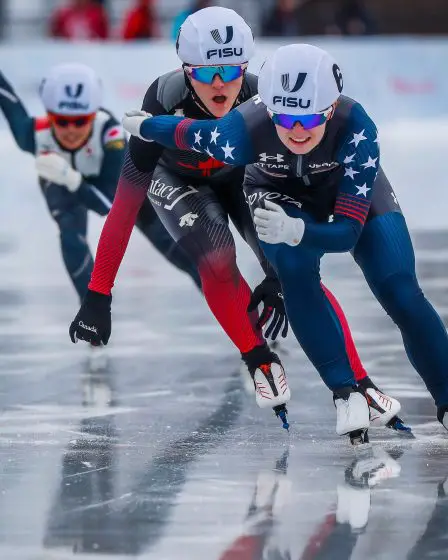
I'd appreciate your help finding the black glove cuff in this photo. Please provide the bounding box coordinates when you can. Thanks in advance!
[83,289,112,309]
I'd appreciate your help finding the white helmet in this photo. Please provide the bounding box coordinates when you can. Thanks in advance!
[258,44,343,114]
[176,7,254,66]
[40,63,102,116]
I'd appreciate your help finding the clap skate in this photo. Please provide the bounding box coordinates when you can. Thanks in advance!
[358,377,414,437]
[334,386,371,451]
[239,341,289,396]
[242,344,291,430]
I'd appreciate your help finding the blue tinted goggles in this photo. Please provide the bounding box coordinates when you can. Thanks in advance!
[269,106,333,130]
[184,64,247,84]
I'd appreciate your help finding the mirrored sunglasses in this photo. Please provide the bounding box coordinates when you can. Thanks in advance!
[184,64,247,84]
[270,107,333,130]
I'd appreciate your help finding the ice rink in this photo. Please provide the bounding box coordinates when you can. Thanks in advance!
[1,54,448,558]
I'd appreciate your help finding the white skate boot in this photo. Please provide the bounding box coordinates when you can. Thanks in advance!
[365,387,401,425]
[334,387,370,447]
[357,377,401,426]
[253,362,291,409]
[358,377,413,436]
[241,345,291,429]
[239,340,289,396]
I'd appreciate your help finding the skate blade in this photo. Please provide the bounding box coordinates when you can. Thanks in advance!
[273,404,290,431]
[386,416,415,438]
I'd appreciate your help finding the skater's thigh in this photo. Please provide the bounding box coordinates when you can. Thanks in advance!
[353,168,416,283]
[212,174,244,233]
[214,176,263,256]
[148,165,233,257]
[135,197,161,229]
[355,214,415,278]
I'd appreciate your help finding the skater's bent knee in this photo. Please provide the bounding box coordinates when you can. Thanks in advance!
[376,272,423,322]
[275,246,318,282]
[197,246,238,283]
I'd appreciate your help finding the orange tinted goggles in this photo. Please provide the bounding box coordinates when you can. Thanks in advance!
[48,113,96,128]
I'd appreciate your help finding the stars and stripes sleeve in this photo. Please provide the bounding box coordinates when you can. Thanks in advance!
[139,109,256,167]
[301,103,379,253]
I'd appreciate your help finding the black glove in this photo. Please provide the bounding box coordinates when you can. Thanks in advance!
[69,289,112,345]
[247,277,288,341]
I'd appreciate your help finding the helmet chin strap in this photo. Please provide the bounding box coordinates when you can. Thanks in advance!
[183,69,248,118]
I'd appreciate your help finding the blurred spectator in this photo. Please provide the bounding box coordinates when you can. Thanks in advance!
[261,0,303,37]
[333,0,377,35]
[122,0,158,40]
[50,0,109,40]
[171,0,210,41]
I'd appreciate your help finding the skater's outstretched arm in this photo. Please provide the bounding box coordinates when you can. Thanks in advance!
[0,71,35,154]
[123,103,258,167]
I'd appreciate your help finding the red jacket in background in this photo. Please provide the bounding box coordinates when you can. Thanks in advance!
[50,4,109,40]
[122,5,158,40]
